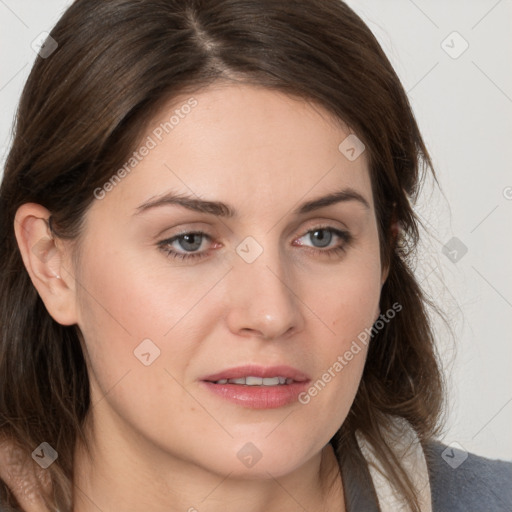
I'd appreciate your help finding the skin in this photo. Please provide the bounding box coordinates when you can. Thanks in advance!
[14,82,388,512]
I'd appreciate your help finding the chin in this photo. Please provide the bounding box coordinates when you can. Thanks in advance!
[217,458,304,480]
[193,438,316,480]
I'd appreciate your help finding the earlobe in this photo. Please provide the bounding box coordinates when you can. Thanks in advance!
[13,203,78,326]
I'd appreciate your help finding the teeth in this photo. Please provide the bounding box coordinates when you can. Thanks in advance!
[246,376,263,385]
[214,376,292,386]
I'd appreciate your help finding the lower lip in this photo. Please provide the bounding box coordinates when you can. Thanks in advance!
[200,381,310,409]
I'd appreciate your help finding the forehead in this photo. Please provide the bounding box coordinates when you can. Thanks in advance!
[97,82,373,219]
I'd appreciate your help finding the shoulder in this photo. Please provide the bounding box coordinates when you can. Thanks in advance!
[423,440,512,512]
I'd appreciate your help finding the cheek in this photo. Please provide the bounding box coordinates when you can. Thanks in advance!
[73,244,168,398]
[310,247,383,341]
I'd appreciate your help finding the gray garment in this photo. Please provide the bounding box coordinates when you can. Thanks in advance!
[339,440,512,511]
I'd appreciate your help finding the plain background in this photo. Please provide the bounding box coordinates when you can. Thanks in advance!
[0,0,511,461]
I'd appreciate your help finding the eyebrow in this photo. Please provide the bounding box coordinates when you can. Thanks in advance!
[133,187,370,218]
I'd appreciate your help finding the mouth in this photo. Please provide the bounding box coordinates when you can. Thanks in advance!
[208,376,294,386]
[201,364,310,385]
[200,365,310,409]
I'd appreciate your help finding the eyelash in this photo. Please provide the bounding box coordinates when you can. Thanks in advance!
[157,225,353,262]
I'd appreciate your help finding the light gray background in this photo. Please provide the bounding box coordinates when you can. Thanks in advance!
[1,0,511,461]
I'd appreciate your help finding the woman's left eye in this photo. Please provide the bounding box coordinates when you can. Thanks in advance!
[294,226,352,257]
[157,226,352,262]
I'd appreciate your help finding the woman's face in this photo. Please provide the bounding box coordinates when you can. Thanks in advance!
[71,83,386,478]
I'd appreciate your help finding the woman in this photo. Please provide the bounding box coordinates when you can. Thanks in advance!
[0,1,510,511]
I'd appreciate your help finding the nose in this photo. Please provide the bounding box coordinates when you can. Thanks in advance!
[225,239,305,341]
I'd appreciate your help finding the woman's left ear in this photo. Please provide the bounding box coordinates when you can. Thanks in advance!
[14,203,79,326]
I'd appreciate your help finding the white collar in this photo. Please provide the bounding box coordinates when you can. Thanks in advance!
[355,416,432,512]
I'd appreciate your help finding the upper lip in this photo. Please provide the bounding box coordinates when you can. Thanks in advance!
[201,365,310,383]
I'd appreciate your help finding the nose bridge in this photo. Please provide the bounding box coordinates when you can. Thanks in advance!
[226,233,303,339]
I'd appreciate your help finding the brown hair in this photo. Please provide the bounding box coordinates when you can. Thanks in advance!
[0,0,445,510]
